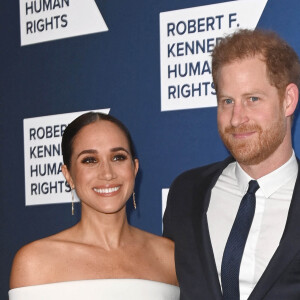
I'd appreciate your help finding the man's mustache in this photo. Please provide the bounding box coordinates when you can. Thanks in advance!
[224,124,262,134]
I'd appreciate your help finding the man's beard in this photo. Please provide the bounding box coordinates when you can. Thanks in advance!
[219,115,286,165]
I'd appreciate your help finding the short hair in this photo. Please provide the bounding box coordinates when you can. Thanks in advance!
[212,29,300,98]
[62,112,136,169]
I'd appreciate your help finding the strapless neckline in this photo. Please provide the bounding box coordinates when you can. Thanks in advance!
[9,278,180,300]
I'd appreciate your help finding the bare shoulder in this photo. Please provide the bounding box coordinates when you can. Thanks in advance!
[10,229,74,289]
[134,227,175,253]
[132,227,178,285]
[10,238,52,289]
[147,233,177,267]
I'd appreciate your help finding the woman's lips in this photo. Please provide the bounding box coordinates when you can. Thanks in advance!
[93,186,121,196]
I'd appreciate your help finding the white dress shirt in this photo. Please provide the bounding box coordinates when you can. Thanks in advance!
[207,152,298,300]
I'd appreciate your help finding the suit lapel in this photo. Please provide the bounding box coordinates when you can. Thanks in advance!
[188,157,300,299]
[248,160,300,299]
[191,157,234,299]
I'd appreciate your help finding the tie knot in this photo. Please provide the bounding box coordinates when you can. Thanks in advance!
[247,180,259,194]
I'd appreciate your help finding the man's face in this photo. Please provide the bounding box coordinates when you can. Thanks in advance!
[217,56,287,166]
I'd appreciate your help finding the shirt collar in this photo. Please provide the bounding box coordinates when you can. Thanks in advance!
[235,151,298,198]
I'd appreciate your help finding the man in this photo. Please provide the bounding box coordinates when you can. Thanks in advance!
[163,29,300,300]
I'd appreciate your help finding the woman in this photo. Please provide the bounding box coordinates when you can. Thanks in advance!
[9,112,179,299]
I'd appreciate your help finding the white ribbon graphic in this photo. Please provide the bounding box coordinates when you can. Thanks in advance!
[20,0,108,46]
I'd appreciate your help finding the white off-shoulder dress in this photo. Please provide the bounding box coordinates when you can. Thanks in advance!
[8,279,180,300]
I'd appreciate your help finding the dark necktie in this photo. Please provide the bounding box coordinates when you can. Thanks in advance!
[221,180,260,300]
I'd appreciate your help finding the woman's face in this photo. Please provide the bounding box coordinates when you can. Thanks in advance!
[62,120,138,215]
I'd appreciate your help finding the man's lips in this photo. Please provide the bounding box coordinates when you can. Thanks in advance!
[224,125,261,139]
[232,131,256,139]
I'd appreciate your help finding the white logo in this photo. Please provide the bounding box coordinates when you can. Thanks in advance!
[20,0,108,46]
[160,0,268,111]
[23,108,110,206]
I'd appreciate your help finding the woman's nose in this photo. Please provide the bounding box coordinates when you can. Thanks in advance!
[98,161,115,180]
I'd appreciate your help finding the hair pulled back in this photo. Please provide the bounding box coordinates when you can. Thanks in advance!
[62,112,136,169]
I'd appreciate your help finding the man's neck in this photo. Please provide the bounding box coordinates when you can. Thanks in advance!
[238,147,294,179]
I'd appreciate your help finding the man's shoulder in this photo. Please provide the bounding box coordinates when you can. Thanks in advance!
[171,156,234,186]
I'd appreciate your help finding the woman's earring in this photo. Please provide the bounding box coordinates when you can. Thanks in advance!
[133,192,137,210]
[71,188,75,215]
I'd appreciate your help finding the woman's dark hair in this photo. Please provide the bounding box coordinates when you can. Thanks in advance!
[62,112,136,169]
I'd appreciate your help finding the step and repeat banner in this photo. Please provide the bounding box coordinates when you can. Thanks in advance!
[1,0,300,297]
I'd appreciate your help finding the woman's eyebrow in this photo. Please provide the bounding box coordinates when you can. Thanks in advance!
[110,147,130,154]
[77,149,98,158]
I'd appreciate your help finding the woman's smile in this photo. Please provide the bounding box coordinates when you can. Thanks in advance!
[93,185,121,196]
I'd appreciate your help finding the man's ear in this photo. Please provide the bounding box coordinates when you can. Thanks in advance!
[284,83,299,117]
[61,165,75,189]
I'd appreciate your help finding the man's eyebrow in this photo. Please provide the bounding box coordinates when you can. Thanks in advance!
[242,90,266,96]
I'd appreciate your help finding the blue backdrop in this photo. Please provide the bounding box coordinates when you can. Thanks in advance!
[1,0,300,298]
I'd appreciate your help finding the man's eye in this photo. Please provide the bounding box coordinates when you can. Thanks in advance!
[224,98,233,104]
[250,96,259,102]
[82,157,97,164]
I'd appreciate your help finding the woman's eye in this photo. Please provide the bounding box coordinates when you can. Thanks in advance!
[113,154,127,161]
[82,157,97,164]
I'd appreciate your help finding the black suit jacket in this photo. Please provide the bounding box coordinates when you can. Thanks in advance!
[163,156,300,300]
